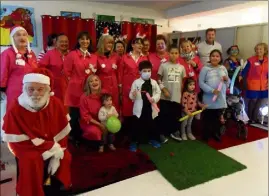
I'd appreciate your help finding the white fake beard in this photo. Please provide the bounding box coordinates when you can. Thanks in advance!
[23,91,50,110]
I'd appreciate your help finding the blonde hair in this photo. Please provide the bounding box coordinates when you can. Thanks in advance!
[255,43,268,56]
[180,40,192,48]
[83,74,101,96]
[97,35,114,56]
[180,40,192,54]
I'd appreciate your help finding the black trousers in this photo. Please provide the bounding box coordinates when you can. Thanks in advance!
[157,100,182,136]
[202,108,225,140]
[121,116,134,136]
[69,107,82,140]
[130,114,159,144]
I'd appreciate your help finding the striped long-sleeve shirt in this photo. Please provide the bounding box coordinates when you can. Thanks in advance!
[37,47,54,62]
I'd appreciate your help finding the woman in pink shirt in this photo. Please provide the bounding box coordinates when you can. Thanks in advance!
[96,34,120,111]
[148,35,169,81]
[38,33,69,103]
[64,31,98,141]
[178,40,203,92]
[80,74,104,144]
[0,26,37,110]
[118,38,148,131]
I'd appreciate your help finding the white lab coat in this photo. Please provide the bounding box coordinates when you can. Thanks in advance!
[129,78,161,119]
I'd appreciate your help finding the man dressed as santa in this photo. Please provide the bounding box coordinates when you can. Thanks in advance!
[2,68,72,196]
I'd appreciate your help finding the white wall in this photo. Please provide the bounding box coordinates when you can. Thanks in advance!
[169,1,268,32]
[1,1,169,54]
[165,1,244,19]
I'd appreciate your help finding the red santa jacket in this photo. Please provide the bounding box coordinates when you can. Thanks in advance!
[2,95,71,159]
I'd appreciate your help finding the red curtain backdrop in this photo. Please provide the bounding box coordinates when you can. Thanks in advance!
[41,15,96,51]
[121,21,157,52]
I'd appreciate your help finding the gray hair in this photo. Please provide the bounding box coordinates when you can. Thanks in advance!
[83,74,101,96]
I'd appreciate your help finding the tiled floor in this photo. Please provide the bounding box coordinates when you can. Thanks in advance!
[1,139,268,196]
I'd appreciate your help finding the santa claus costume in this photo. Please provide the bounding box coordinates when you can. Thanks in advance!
[0,26,37,111]
[96,29,121,111]
[38,48,69,103]
[2,68,71,196]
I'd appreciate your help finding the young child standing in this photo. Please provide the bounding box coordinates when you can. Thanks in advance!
[98,93,118,152]
[199,49,230,142]
[157,45,186,143]
[181,78,207,140]
[129,60,161,152]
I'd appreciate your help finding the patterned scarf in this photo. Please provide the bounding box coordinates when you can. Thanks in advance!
[181,51,195,61]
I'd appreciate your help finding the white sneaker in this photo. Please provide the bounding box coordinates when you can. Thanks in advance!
[187,133,196,140]
[170,132,182,142]
[181,134,187,140]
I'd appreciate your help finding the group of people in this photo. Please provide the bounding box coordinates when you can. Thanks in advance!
[0,25,268,196]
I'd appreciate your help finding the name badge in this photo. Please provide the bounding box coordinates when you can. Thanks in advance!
[254,62,260,66]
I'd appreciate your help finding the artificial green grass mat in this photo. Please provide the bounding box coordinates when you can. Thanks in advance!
[140,140,247,190]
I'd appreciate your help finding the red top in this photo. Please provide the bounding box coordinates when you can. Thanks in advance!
[177,55,202,92]
[80,93,102,124]
[148,52,169,80]
[96,53,121,110]
[181,92,198,113]
[0,47,37,110]
[64,50,98,107]
[38,48,69,103]
[79,93,103,140]
[118,53,148,116]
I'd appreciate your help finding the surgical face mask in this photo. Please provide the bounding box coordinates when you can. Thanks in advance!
[141,71,151,80]
[230,49,239,56]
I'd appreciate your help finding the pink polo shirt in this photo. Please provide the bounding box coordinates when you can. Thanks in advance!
[148,52,169,80]
[38,48,68,103]
[64,49,98,107]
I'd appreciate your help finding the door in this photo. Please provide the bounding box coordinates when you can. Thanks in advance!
[236,25,263,60]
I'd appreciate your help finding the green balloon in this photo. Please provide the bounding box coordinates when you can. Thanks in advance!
[106,116,121,133]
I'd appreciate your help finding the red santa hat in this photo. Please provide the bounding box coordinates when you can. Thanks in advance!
[23,68,55,96]
[10,26,31,54]
[103,27,109,36]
